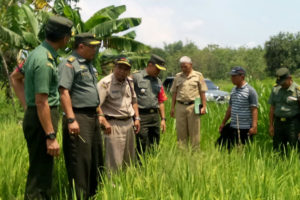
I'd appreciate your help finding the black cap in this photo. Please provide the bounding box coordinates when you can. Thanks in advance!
[75,33,101,45]
[276,67,290,84]
[149,54,166,71]
[230,66,246,75]
[115,56,131,68]
[45,16,73,36]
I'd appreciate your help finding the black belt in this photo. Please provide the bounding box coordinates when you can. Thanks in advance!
[27,105,58,109]
[139,108,158,114]
[105,115,132,121]
[72,107,97,114]
[177,100,194,105]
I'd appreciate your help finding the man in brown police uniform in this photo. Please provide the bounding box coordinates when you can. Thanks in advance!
[97,57,140,172]
[22,16,73,199]
[58,33,103,199]
[170,56,208,149]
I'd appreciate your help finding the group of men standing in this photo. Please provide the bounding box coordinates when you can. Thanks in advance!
[9,15,300,200]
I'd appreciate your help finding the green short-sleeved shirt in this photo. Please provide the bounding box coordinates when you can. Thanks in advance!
[132,69,162,109]
[58,52,100,108]
[268,82,300,117]
[24,41,59,106]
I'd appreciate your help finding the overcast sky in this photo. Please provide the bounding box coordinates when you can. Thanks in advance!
[77,0,300,49]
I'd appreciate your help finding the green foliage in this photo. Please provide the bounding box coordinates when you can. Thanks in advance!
[152,41,267,80]
[265,32,300,75]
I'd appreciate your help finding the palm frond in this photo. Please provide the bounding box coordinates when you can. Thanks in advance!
[22,32,39,49]
[90,18,141,38]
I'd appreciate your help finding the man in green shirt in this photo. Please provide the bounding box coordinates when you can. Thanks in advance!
[58,33,103,199]
[21,16,73,200]
[269,67,300,152]
[132,54,167,156]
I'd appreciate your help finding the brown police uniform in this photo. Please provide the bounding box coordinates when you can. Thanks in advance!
[171,70,208,148]
[97,73,137,172]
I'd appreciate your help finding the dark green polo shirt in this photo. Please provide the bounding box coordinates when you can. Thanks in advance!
[58,52,100,108]
[24,41,59,106]
[268,82,300,117]
[132,69,162,109]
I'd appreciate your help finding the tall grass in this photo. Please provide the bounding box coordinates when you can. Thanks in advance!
[1,79,300,199]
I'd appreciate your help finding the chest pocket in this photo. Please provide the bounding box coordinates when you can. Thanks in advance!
[79,68,93,82]
[152,83,161,95]
[109,90,122,99]
[189,81,198,90]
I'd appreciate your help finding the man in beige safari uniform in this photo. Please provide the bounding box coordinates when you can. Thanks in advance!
[170,56,207,149]
[97,57,140,172]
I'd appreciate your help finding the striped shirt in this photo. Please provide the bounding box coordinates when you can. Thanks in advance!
[229,83,258,129]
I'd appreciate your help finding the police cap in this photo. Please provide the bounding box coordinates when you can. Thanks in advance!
[75,33,101,46]
[276,67,290,84]
[149,54,166,71]
[45,16,73,36]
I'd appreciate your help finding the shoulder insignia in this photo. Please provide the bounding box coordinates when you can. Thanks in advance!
[132,70,139,74]
[47,62,54,69]
[101,83,108,89]
[47,52,54,61]
[65,63,73,68]
[67,56,76,63]
[80,65,87,69]
[297,86,300,90]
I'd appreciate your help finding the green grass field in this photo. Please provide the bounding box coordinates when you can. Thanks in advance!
[1,78,300,200]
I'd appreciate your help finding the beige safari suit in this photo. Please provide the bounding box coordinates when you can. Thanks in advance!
[171,70,208,148]
[97,74,137,172]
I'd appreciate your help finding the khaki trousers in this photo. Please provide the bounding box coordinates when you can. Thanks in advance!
[105,118,135,172]
[175,103,200,148]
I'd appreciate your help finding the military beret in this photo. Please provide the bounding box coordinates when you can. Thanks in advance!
[149,54,166,71]
[115,56,131,68]
[75,33,101,45]
[45,16,73,36]
[230,66,246,76]
[276,67,290,84]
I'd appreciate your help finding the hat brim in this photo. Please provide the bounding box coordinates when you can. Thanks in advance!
[155,64,166,71]
[87,40,101,45]
[117,61,131,67]
[276,77,287,85]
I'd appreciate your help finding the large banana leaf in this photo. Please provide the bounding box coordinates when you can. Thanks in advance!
[84,5,126,31]
[0,25,23,48]
[63,5,84,33]
[22,32,39,48]
[123,31,136,39]
[90,18,141,38]
[21,4,39,38]
[103,35,150,53]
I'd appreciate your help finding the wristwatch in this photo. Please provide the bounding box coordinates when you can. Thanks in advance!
[46,132,56,140]
[135,116,141,121]
[161,117,167,121]
[67,118,76,124]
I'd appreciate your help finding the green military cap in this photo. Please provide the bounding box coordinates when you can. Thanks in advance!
[46,16,73,36]
[276,67,290,84]
[149,54,166,71]
[115,56,132,68]
[75,33,101,45]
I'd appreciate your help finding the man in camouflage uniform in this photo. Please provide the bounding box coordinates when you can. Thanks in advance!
[97,57,140,172]
[22,16,73,199]
[58,33,103,199]
[132,54,167,156]
[269,67,300,152]
[170,56,208,149]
